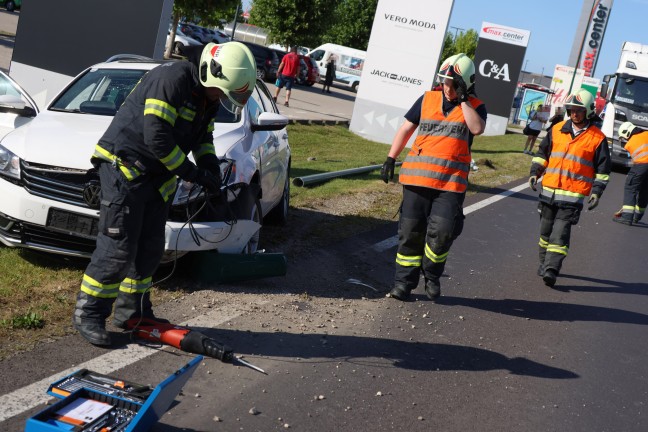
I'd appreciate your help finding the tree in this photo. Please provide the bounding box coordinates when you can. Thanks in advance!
[165,0,241,59]
[249,0,339,48]
[324,0,378,50]
[442,28,478,61]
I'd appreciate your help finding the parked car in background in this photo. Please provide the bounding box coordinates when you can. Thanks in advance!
[297,55,317,86]
[3,0,20,12]
[239,41,280,83]
[181,23,213,44]
[167,26,202,55]
[0,55,291,262]
[207,28,231,44]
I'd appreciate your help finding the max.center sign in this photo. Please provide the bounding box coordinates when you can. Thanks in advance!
[349,0,454,145]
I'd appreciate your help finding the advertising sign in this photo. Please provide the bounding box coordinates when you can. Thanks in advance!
[474,22,530,136]
[349,0,454,144]
[517,89,549,123]
[578,0,614,77]
[10,0,173,108]
[549,65,600,114]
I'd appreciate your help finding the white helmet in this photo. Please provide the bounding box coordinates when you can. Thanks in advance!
[437,53,475,90]
[619,121,636,140]
[199,42,256,112]
[564,89,596,119]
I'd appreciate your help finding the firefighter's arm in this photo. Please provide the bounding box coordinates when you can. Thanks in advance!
[142,76,198,180]
[591,137,612,197]
[461,101,485,135]
[530,133,551,177]
[387,120,418,159]
[192,118,219,173]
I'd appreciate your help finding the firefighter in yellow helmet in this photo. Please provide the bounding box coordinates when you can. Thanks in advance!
[613,121,648,225]
[380,53,487,301]
[528,89,611,288]
[72,42,257,346]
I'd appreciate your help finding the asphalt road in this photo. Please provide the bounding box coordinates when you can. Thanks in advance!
[2,171,647,432]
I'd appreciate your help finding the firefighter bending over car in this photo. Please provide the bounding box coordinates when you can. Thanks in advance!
[612,121,648,226]
[380,53,487,301]
[73,42,257,346]
[528,89,611,288]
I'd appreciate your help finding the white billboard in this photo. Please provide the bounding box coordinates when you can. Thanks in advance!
[349,0,454,144]
[549,64,600,115]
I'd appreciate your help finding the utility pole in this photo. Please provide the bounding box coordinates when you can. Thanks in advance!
[231,2,240,41]
[448,26,464,40]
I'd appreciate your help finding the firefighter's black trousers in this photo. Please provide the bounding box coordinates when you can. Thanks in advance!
[394,185,465,291]
[537,202,581,274]
[80,163,171,316]
[622,163,648,222]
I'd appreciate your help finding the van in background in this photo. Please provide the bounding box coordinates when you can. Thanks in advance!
[308,43,366,92]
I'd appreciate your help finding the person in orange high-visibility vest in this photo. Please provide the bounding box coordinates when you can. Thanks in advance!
[380,53,487,302]
[613,122,648,225]
[528,89,611,288]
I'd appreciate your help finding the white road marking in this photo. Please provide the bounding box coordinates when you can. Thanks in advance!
[0,305,248,422]
[372,182,529,252]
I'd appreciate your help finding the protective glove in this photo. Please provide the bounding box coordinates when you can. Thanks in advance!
[528,175,538,191]
[587,193,599,210]
[380,157,396,184]
[454,75,469,103]
[194,168,222,194]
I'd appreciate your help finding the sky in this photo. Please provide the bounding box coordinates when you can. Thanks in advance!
[242,0,648,81]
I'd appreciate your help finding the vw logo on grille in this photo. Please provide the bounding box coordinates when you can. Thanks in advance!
[83,183,101,209]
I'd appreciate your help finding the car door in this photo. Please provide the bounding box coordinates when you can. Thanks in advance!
[248,82,288,215]
[0,71,39,139]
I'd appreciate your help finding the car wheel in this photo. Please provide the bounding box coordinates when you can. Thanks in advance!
[242,195,262,254]
[5,0,15,11]
[266,171,290,226]
[352,82,359,93]
[256,68,266,81]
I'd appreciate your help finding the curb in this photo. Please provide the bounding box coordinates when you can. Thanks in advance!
[289,119,350,126]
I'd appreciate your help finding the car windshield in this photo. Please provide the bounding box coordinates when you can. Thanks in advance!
[613,76,648,111]
[49,68,148,116]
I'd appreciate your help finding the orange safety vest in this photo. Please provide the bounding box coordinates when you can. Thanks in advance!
[542,120,606,197]
[625,130,648,164]
[398,91,483,193]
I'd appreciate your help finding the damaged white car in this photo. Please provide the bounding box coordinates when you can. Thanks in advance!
[0,56,291,262]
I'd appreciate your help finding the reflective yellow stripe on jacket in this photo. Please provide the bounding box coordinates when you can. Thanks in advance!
[92,144,141,180]
[144,98,178,126]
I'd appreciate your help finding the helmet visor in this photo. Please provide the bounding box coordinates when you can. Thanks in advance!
[219,94,242,116]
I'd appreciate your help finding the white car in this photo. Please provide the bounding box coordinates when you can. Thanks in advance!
[167,27,202,56]
[0,56,291,261]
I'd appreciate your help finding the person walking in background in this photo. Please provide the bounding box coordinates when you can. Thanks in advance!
[546,106,565,131]
[528,89,611,288]
[274,46,300,107]
[522,105,544,154]
[380,53,487,302]
[322,54,336,93]
[612,121,648,225]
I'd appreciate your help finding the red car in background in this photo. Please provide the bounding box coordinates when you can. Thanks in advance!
[297,55,318,86]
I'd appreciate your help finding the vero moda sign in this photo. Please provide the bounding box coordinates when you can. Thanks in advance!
[350,0,454,145]
[474,21,530,136]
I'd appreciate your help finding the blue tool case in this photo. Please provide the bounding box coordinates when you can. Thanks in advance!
[25,355,202,432]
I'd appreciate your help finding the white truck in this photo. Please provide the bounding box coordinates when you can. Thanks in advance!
[600,41,648,167]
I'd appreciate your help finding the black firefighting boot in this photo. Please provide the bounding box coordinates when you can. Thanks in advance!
[543,268,558,288]
[72,291,114,346]
[112,291,168,329]
[424,277,441,301]
[387,284,412,301]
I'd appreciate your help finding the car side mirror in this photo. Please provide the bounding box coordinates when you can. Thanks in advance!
[251,112,289,132]
[0,95,37,117]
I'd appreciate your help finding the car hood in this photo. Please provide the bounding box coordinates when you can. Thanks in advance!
[212,122,247,157]
[1,110,248,169]
[1,111,111,169]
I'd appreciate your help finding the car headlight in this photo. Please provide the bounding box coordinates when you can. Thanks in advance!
[0,143,20,180]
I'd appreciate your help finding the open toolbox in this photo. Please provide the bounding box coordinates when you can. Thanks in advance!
[25,355,202,432]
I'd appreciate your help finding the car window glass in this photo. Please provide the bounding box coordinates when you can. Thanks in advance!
[50,69,147,114]
[255,81,275,113]
[247,86,263,122]
[310,50,324,61]
[0,74,24,98]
